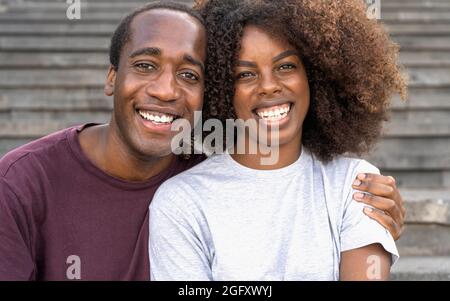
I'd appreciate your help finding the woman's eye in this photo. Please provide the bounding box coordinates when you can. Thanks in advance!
[279,64,296,71]
[134,63,156,72]
[180,72,199,81]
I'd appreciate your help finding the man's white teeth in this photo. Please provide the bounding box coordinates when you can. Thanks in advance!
[138,110,175,124]
[256,104,291,121]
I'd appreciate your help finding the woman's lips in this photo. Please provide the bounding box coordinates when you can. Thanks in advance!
[254,102,292,122]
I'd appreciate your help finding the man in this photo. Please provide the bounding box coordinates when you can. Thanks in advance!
[0,2,405,280]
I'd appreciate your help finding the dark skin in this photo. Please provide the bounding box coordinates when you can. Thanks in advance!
[79,9,206,182]
[232,25,405,241]
[78,9,405,240]
[233,25,392,280]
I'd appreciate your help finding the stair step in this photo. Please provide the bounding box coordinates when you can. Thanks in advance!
[0,116,110,138]
[394,36,450,51]
[0,36,109,52]
[6,2,157,13]
[385,110,450,137]
[0,88,111,111]
[383,3,450,11]
[0,52,109,68]
[389,189,449,257]
[399,51,450,66]
[0,69,107,88]
[387,24,450,35]
[397,224,450,257]
[0,52,108,68]
[0,12,127,21]
[391,87,450,110]
[386,170,450,189]
[391,256,450,280]
[407,67,450,87]
[382,11,450,22]
[366,137,450,170]
[403,189,450,224]
[0,23,116,35]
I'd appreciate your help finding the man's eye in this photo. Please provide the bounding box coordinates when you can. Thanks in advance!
[278,64,296,71]
[236,72,255,79]
[179,71,199,81]
[135,63,156,71]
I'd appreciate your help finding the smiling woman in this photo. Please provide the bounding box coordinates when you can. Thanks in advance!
[148,0,407,281]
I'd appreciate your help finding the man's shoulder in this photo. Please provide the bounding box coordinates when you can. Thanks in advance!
[0,126,76,179]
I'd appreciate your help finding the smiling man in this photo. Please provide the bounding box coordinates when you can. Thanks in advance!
[0,2,206,280]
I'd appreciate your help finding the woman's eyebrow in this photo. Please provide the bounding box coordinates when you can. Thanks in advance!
[272,50,298,63]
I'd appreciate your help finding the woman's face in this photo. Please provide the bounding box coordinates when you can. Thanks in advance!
[233,25,310,148]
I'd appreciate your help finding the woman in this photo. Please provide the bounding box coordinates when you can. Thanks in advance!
[149,0,408,280]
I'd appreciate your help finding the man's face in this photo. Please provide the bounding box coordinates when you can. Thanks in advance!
[106,9,206,159]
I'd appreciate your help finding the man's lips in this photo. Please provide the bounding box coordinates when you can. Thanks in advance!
[135,105,182,125]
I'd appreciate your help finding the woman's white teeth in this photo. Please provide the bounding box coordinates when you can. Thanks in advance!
[256,104,291,121]
[138,110,175,124]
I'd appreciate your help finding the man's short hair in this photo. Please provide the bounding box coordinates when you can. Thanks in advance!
[109,1,205,70]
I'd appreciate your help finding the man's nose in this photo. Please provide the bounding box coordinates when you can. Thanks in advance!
[145,69,181,102]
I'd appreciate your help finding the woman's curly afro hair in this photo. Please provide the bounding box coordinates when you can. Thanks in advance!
[194,0,408,162]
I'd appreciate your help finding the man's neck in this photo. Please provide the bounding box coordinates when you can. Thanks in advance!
[78,124,175,182]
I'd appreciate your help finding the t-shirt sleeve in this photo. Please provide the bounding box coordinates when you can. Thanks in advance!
[0,178,36,280]
[339,160,399,265]
[149,183,212,281]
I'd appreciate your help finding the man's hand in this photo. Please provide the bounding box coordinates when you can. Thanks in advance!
[352,173,406,241]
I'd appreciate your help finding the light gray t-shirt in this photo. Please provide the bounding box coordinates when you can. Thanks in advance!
[149,148,399,281]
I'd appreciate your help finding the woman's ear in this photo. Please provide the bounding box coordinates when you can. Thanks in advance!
[104,65,116,96]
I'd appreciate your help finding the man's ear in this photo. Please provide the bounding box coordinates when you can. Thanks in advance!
[104,65,116,96]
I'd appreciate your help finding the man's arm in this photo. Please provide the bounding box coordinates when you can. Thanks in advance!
[0,178,36,280]
[340,243,391,281]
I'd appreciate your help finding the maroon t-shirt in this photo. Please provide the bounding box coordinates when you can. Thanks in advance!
[0,124,203,280]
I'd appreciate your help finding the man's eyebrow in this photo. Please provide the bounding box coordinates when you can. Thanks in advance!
[129,47,161,59]
[272,50,298,63]
[183,54,205,72]
[236,60,257,68]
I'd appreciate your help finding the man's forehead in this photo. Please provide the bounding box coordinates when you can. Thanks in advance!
[127,9,205,55]
[131,9,202,38]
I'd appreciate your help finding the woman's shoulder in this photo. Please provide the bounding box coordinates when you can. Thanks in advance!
[310,151,380,177]
[152,154,230,208]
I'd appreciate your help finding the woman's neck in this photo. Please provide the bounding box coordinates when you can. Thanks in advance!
[231,135,302,170]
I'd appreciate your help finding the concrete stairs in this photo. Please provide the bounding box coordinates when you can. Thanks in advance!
[0,0,449,280]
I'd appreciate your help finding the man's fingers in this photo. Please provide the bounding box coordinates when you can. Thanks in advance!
[354,192,403,225]
[363,207,401,241]
[355,173,396,187]
[352,179,394,198]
